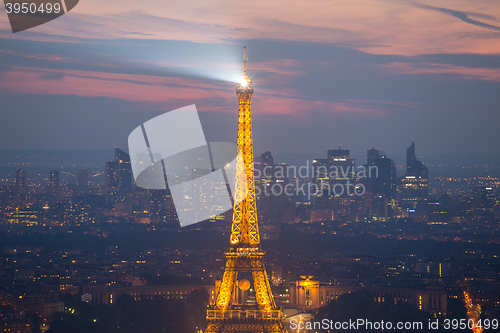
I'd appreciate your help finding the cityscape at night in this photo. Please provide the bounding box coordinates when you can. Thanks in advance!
[1,1,500,333]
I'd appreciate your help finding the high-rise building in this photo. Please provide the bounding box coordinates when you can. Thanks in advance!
[328,147,356,186]
[149,189,177,225]
[78,170,88,189]
[400,141,429,219]
[77,170,89,196]
[275,163,289,185]
[468,186,495,224]
[259,151,274,186]
[314,146,355,197]
[15,169,27,194]
[364,147,397,221]
[256,153,290,224]
[115,148,133,191]
[313,158,330,194]
[49,170,60,199]
[106,162,119,205]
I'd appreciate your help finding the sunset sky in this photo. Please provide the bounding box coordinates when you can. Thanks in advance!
[1,0,499,158]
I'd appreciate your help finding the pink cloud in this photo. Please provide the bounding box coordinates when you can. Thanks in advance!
[343,99,423,108]
[381,62,500,82]
[0,66,387,117]
[2,0,500,56]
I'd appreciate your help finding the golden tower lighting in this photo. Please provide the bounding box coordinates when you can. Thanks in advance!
[205,47,285,333]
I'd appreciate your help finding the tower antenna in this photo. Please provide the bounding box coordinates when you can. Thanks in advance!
[243,46,247,74]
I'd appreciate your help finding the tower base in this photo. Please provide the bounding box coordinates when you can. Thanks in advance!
[205,318,286,333]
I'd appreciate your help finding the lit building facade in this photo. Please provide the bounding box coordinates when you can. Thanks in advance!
[49,170,60,200]
[106,161,119,205]
[289,277,447,315]
[313,147,356,197]
[84,284,216,306]
[400,141,429,220]
[364,148,397,221]
[15,169,27,194]
[115,148,133,191]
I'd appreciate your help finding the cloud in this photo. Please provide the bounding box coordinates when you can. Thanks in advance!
[0,49,75,62]
[343,99,423,108]
[1,0,500,56]
[0,66,389,117]
[381,62,500,82]
[407,0,500,32]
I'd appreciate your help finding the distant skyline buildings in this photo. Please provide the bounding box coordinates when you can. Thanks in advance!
[115,148,133,191]
[2,141,499,228]
[15,169,27,194]
[106,161,119,205]
[364,147,397,221]
[49,170,59,199]
[78,170,88,188]
[313,146,356,196]
[400,141,429,220]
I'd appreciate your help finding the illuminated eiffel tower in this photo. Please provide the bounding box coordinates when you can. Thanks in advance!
[205,48,285,333]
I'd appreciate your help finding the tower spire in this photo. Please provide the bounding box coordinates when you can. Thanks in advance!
[243,46,247,74]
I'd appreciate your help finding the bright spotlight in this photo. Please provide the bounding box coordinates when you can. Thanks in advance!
[239,78,248,87]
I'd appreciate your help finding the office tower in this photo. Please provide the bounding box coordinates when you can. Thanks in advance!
[328,146,356,187]
[15,169,27,194]
[468,186,495,224]
[327,146,350,160]
[400,141,429,219]
[106,162,119,205]
[150,190,168,224]
[314,146,355,197]
[77,170,88,194]
[190,168,227,223]
[259,151,274,186]
[206,48,285,333]
[78,170,88,188]
[275,163,289,185]
[115,148,133,191]
[49,170,60,199]
[257,153,287,224]
[365,147,397,221]
[313,158,330,194]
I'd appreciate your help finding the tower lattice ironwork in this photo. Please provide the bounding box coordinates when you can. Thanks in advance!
[205,47,285,333]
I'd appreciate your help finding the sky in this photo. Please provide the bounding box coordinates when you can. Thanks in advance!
[0,0,499,160]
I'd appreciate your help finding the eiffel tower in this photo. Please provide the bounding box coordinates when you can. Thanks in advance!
[205,48,285,333]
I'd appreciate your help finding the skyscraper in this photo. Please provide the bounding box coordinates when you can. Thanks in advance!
[314,146,356,196]
[78,170,88,188]
[49,170,60,199]
[313,157,330,195]
[468,186,495,224]
[115,148,133,191]
[329,147,356,188]
[149,189,177,225]
[106,162,119,205]
[259,151,274,186]
[15,169,27,194]
[400,141,429,219]
[77,169,88,196]
[365,147,397,221]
